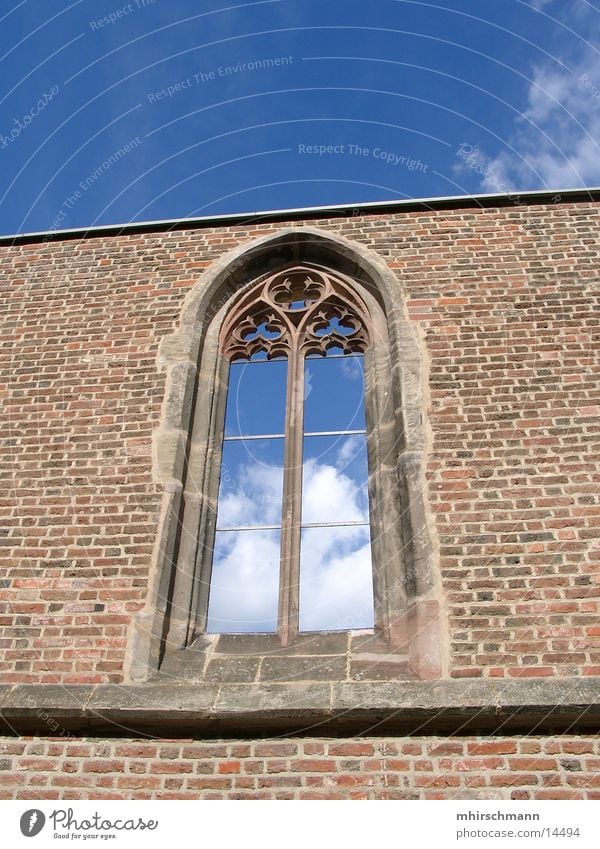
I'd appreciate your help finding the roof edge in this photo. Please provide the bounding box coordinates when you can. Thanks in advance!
[1,186,599,246]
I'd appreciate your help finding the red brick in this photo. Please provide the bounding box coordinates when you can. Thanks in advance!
[328,743,375,757]
[509,758,559,771]
[467,742,517,755]
[217,761,241,775]
[83,760,125,773]
[290,760,336,773]
[149,761,194,774]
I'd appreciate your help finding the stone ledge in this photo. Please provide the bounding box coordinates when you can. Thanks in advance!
[0,678,598,736]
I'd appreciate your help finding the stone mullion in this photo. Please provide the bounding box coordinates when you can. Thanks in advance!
[277,336,305,646]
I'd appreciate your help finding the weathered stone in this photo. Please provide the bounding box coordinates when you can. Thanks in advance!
[260,656,347,682]
[215,632,349,657]
[350,660,414,681]
[215,683,332,714]
[204,657,260,683]
[212,634,283,656]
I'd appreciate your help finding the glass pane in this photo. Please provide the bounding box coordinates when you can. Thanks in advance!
[225,359,288,437]
[303,354,365,433]
[302,434,370,525]
[299,526,374,632]
[216,438,284,529]
[207,529,280,633]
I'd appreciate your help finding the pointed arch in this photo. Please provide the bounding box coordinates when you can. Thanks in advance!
[125,227,446,683]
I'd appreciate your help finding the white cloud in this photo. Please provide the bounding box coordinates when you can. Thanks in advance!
[301,456,367,525]
[454,47,600,191]
[207,446,374,633]
[339,355,364,382]
[217,460,283,528]
[299,526,373,632]
[336,433,364,467]
[207,529,281,632]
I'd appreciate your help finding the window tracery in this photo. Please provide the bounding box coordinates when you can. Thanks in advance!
[221,266,369,361]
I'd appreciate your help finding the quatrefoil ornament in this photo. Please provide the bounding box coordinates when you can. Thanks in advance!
[270,273,324,312]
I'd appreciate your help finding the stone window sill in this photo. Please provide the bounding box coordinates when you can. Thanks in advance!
[156,630,417,684]
[0,679,598,736]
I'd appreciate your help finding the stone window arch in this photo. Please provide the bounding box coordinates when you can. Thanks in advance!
[126,228,445,684]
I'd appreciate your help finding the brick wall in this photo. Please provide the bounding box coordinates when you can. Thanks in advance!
[1,197,599,799]
[0,736,598,800]
[1,200,598,684]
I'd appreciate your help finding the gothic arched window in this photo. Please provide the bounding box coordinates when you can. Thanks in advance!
[206,266,373,644]
[128,229,444,685]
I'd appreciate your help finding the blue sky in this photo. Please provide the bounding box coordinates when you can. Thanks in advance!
[0,0,599,235]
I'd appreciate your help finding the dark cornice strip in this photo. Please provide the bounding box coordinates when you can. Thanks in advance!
[1,187,599,247]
